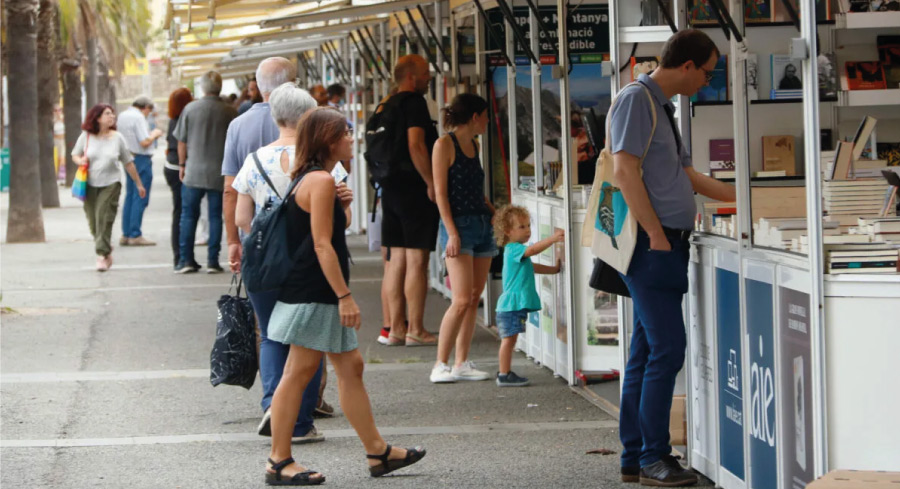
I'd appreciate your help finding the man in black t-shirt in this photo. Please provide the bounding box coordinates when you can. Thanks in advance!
[380,55,440,346]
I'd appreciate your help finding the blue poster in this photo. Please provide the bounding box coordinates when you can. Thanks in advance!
[716,268,744,480]
[746,279,777,489]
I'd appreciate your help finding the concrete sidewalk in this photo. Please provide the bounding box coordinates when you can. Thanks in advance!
[0,154,707,488]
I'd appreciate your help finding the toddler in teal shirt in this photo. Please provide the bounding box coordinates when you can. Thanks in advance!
[493,205,564,387]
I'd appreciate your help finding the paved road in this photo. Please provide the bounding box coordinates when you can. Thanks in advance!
[1,154,711,488]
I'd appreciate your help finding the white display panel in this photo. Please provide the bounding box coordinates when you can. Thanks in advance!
[688,246,720,481]
[572,212,622,375]
[538,201,556,372]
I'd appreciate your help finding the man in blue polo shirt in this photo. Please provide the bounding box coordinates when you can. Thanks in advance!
[610,29,736,486]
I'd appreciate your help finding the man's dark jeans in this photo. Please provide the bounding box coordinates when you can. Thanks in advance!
[618,230,690,468]
[163,167,182,265]
[179,185,222,266]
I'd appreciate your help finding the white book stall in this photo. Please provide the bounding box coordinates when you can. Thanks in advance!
[603,0,900,488]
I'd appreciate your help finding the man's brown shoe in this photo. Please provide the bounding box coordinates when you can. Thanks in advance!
[129,236,156,246]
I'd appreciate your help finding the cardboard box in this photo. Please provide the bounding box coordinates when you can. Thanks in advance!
[670,395,687,446]
[807,470,900,488]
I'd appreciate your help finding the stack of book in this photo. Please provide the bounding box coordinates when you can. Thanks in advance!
[827,245,899,274]
[702,202,737,236]
[754,217,840,249]
[854,217,900,241]
[792,223,900,274]
[823,179,891,224]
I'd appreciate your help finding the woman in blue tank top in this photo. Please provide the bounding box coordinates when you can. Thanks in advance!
[429,93,499,384]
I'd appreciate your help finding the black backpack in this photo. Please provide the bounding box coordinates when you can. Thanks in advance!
[240,160,316,293]
[364,92,416,185]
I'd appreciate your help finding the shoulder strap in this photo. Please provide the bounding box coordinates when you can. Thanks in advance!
[605,82,658,163]
[252,151,281,200]
[84,133,90,169]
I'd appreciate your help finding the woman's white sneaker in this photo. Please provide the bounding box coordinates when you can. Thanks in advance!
[430,363,456,383]
[451,361,490,381]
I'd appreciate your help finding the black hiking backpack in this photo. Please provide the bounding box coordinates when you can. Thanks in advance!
[364,92,416,185]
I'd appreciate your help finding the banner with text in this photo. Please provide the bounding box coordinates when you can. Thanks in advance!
[778,286,814,489]
[716,268,745,480]
[487,6,609,65]
[746,278,777,489]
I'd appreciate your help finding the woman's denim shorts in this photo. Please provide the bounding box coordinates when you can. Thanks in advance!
[439,214,499,258]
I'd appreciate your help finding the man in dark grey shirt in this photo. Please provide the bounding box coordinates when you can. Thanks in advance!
[610,29,735,486]
[174,70,237,273]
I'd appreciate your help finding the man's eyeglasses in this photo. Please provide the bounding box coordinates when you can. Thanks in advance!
[700,67,714,83]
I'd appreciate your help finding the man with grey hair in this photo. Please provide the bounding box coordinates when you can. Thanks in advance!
[117,95,164,246]
[173,70,237,273]
[230,82,327,444]
[222,57,296,274]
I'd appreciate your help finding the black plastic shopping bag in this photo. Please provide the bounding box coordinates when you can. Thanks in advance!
[210,275,258,389]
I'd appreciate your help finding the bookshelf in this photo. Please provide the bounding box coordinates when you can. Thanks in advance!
[691,96,840,110]
[837,88,900,107]
[618,26,673,43]
[836,11,900,30]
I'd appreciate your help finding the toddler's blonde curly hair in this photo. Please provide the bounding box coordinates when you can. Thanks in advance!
[493,205,531,247]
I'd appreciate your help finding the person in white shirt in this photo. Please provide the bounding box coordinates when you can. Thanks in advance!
[116,95,163,246]
[71,104,147,271]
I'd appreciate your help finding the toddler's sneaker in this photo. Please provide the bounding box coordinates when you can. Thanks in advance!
[451,361,490,381]
[496,371,530,387]
[430,362,455,383]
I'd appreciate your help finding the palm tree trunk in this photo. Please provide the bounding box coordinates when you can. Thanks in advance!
[98,56,111,105]
[5,0,46,242]
[61,60,82,187]
[85,37,98,108]
[37,0,61,208]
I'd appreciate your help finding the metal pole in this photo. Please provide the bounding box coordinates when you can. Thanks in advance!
[530,5,544,195]
[799,0,827,478]
[556,0,577,384]
[450,9,460,97]
[379,23,390,97]
[725,1,753,486]
[435,1,445,135]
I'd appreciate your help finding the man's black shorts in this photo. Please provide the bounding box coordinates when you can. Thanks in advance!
[381,180,439,251]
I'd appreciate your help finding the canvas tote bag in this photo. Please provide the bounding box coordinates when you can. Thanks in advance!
[581,83,657,275]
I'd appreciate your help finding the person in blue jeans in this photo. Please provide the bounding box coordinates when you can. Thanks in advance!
[116,96,164,246]
[492,205,562,387]
[429,94,498,384]
[609,29,735,486]
[233,82,324,443]
[173,70,236,274]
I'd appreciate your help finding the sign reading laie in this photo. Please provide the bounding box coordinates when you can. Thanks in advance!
[487,6,609,65]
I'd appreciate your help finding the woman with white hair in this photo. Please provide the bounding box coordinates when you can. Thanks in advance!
[233,82,323,444]
[233,82,317,220]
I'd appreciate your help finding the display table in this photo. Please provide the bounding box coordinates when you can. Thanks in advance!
[686,234,900,489]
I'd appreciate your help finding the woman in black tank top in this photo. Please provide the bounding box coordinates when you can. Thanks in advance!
[264,108,425,485]
[430,93,500,385]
